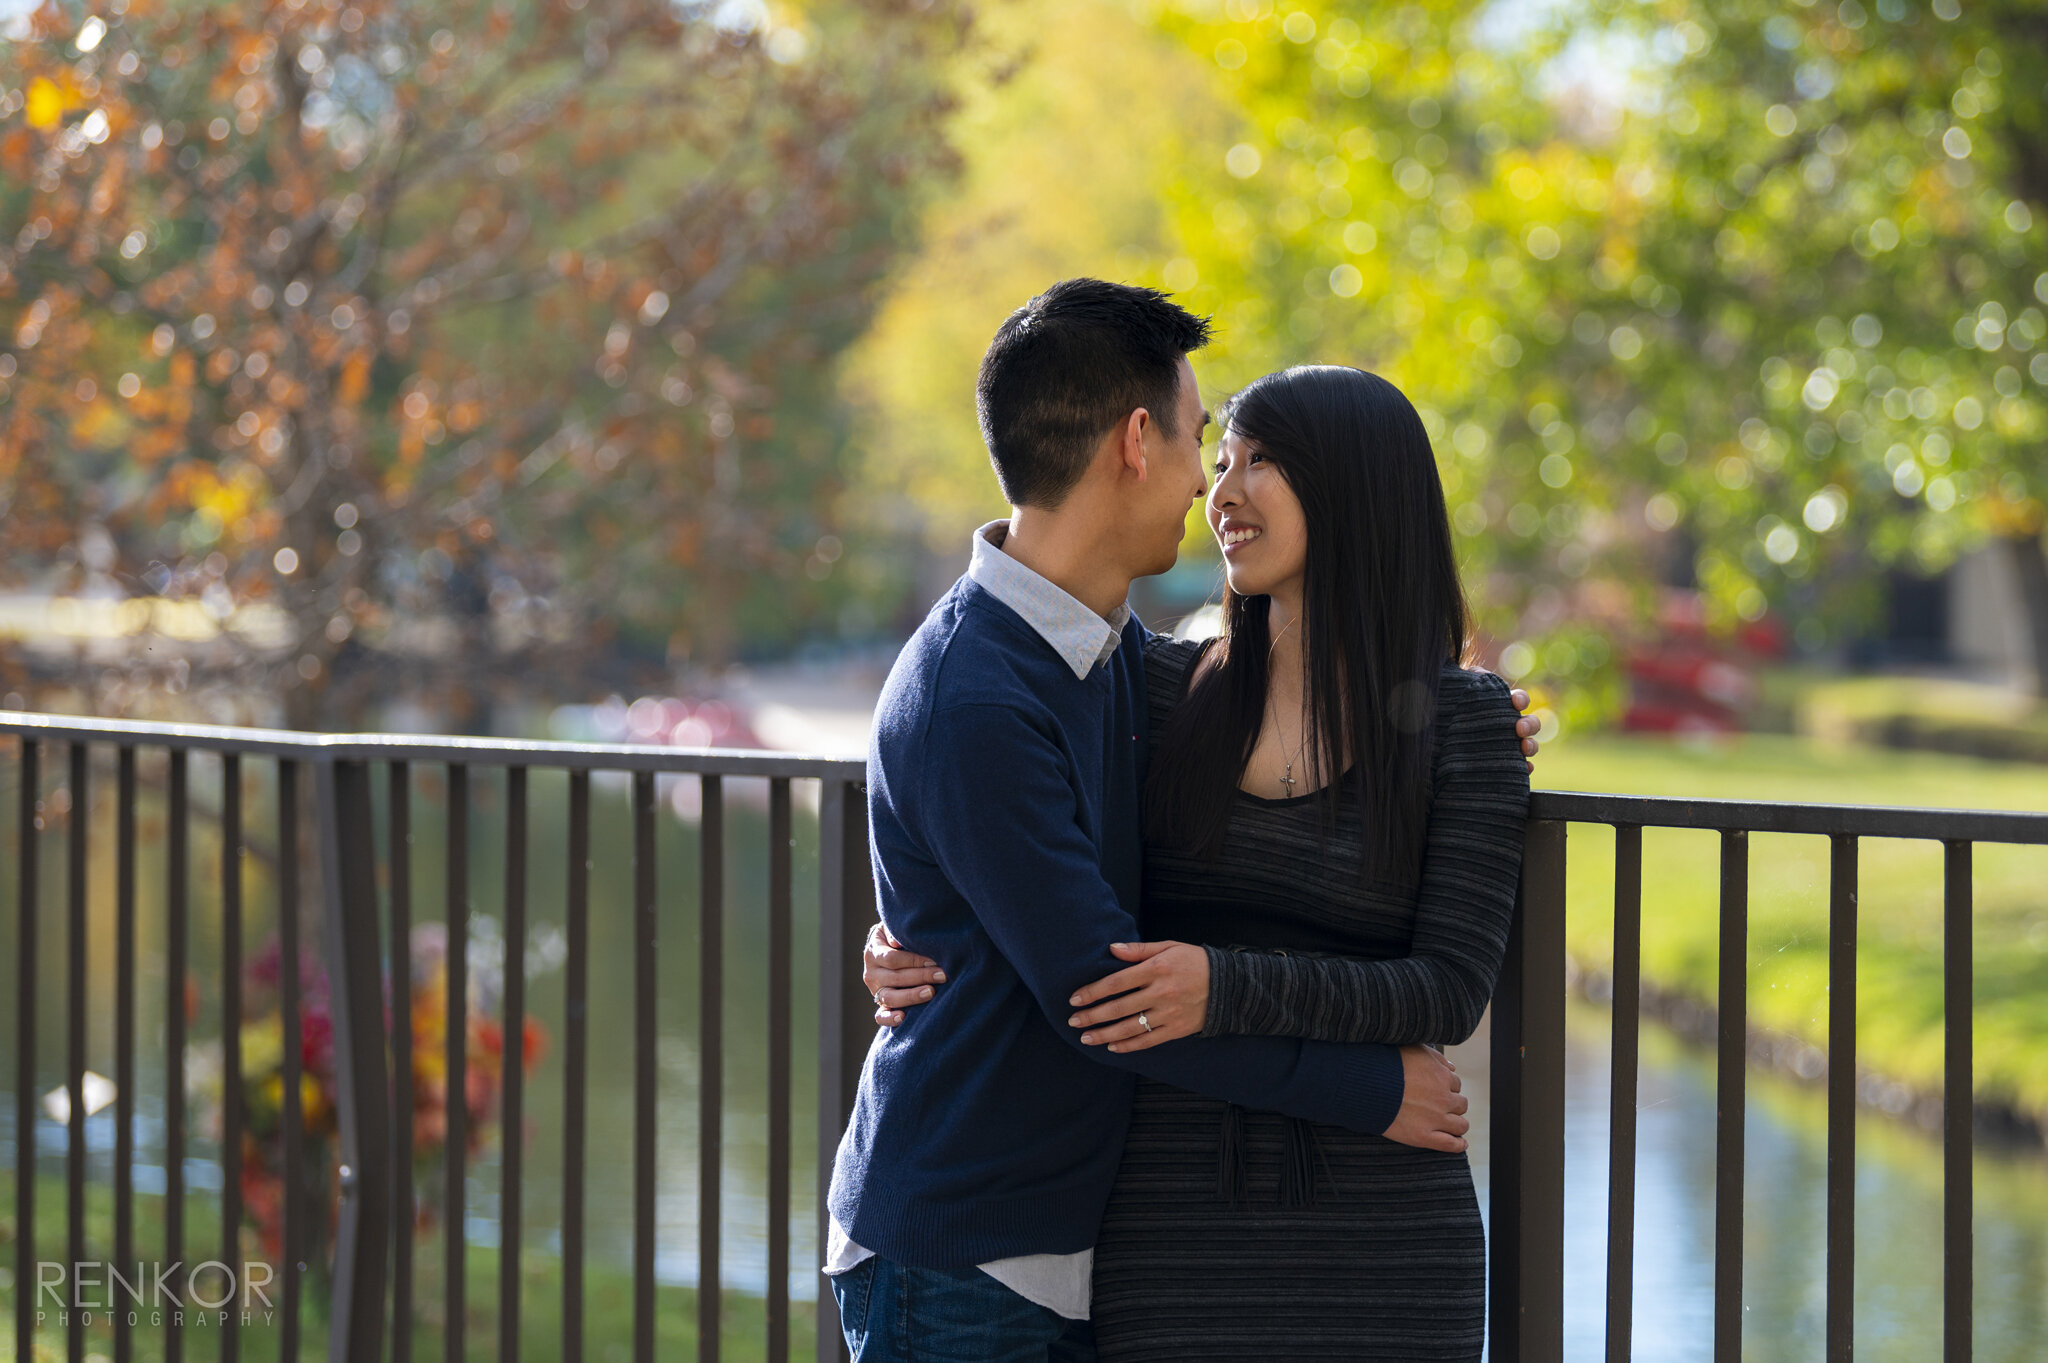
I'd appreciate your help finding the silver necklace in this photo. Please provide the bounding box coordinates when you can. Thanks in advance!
[1265,617,1309,797]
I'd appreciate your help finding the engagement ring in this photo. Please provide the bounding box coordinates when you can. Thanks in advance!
[1138,1013,1152,1033]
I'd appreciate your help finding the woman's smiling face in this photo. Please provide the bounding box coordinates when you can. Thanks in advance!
[1207,428,1308,600]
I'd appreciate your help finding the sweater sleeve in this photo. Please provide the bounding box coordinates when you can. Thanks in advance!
[1198,670,1531,1047]
[919,700,1406,1135]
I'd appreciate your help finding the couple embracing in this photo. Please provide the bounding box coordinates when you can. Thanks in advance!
[826,278,1538,1362]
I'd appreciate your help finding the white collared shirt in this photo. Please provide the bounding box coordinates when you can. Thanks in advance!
[967,519,1131,679]
[822,520,1123,1321]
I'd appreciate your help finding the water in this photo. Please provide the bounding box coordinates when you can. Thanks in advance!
[1454,1000,2048,1361]
[6,754,2047,1351]
[2,756,834,1307]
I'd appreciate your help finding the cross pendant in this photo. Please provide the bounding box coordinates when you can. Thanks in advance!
[1280,763,1295,798]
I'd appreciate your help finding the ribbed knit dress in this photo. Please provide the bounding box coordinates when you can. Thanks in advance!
[1089,635,1531,1362]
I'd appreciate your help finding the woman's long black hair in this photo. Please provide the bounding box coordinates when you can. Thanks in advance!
[1144,365,1472,880]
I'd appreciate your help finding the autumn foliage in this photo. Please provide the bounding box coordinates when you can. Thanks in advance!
[2,0,962,722]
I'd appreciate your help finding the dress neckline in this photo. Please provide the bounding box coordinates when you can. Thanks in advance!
[1235,770,1355,805]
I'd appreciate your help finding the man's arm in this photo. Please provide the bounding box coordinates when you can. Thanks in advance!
[1070,670,1531,1049]
[912,701,1407,1137]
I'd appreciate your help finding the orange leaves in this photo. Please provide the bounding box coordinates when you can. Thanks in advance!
[336,351,372,407]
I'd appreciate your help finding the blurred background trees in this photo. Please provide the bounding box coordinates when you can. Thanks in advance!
[1122,0,2048,716]
[1,0,961,726]
[5,0,2045,730]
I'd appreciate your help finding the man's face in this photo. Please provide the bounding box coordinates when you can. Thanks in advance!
[1132,355,1211,577]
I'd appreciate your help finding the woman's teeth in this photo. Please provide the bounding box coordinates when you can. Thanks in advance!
[1223,527,1261,546]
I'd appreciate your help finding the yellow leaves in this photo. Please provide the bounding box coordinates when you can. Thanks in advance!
[1984,493,2044,539]
[21,72,97,132]
[174,459,267,528]
[71,395,128,449]
[24,77,69,131]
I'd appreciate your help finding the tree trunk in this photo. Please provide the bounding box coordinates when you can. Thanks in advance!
[2005,529,2048,698]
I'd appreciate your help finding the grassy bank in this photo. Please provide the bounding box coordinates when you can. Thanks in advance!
[0,1173,814,1362]
[1535,733,2048,1122]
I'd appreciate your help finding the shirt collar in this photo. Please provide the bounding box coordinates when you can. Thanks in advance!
[967,520,1130,681]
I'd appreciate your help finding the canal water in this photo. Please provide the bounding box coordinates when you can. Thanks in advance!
[4,762,2046,1358]
[1451,999,2048,1362]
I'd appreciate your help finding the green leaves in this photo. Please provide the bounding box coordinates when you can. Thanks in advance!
[1140,0,2048,716]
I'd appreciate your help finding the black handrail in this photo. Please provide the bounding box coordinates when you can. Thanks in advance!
[1497,789,2048,1363]
[6,713,2044,1363]
[3,712,868,1363]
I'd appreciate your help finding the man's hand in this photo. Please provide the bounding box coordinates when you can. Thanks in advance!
[1067,940,1207,1053]
[863,923,944,1025]
[1381,1045,1470,1153]
[1511,687,1541,775]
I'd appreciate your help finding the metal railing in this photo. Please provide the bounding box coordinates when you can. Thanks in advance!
[2,713,874,1363]
[1493,790,2048,1363]
[6,714,2047,1363]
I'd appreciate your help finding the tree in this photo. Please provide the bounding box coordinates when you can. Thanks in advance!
[1,0,963,727]
[1142,0,2046,707]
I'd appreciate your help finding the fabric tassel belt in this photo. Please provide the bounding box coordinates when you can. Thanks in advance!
[1216,1102,1330,1207]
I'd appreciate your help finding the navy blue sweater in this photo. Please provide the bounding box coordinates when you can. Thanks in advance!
[827,578,1407,1268]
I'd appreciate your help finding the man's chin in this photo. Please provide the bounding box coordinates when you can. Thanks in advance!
[1137,546,1181,580]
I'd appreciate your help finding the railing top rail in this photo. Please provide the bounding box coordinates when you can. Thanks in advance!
[0,711,867,781]
[1531,788,2048,845]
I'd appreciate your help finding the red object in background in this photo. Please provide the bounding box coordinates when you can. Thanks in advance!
[1621,591,1783,735]
[616,694,766,749]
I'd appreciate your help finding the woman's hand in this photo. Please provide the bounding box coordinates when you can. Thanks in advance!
[1067,940,1209,1053]
[862,923,945,1026]
[1511,687,1540,775]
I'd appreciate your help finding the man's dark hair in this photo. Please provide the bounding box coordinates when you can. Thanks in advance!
[975,278,1213,508]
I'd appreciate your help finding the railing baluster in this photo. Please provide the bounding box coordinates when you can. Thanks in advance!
[321,758,392,1363]
[1714,829,1749,1363]
[388,762,412,1363]
[278,759,303,1363]
[500,767,528,1363]
[1489,852,1526,1363]
[1605,825,1643,1363]
[115,747,137,1363]
[1525,818,1567,1363]
[633,771,658,1363]
[1944,840,1974,1363]
[767,778,793,1363]
[446,763,470,1363]
[66,740,88,1363]
[700,774,725,1363]
[1827,834,1858,1363]
[167,749,188,1363]
[562,770,591,1363]
[221,752,243,1363]
[816,778,874,1363]
[14,738,37,1363]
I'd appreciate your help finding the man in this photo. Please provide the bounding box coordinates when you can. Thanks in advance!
[826,279,1530,1361]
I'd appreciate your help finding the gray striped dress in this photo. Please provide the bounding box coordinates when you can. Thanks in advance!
[1089,635,1530,1362]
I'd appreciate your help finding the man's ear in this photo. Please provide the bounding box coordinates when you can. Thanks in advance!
[1119,407,1152,483]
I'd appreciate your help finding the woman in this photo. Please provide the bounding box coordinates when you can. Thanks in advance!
[871,365,1531,1360]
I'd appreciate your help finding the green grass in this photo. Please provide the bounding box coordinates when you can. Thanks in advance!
[1536,733,2048,1119]
[1757,669,2048,761]
[0,1174,812,1362]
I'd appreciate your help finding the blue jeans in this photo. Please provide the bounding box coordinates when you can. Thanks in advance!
[830,1254,1097,1363]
